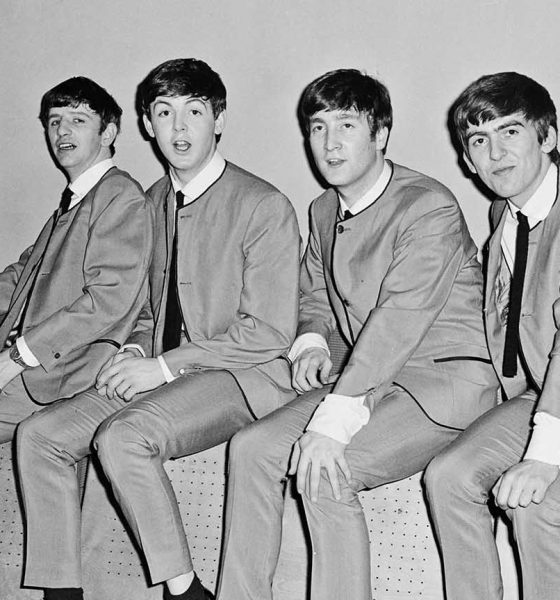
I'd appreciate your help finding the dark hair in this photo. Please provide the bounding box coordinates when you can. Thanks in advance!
[299,68,392,138]
[138,58,226,119]
[452,72,559,164]
[39,76,122,134]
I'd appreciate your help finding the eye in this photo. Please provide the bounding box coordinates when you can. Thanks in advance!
[156,109,171,118]
[310,124,324,134]
[49,119,60,128]
[73,118,85,124]
[342,122,354,130]
[190,108,202,116]
[470,136,487,148]
[503,128,519,137]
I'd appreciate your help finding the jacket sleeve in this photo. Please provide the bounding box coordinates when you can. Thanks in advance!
[0,244,34,322]
[23,179,154,370]
[164,194,300,373]
[535,292,560,418]
[296,205,337,341]
[333,190,469,400]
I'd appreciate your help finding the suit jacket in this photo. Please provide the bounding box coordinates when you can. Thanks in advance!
[127,162,300,418]
[485,169,560,418]
[299,162,498,429]
[0,167,153,403]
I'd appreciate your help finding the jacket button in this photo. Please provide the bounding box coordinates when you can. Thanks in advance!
[54,352,60,359]
[337,224,344,234]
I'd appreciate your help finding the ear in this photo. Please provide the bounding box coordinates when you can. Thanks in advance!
[541,125,558,155]
[101,122,118,148]
[143,114,155,139]
[214,110,226,136]
[463,151,477,175]
[374,126,389,152]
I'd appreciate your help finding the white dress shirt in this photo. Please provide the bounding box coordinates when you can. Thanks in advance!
[16,159,115,367]
[502,163,560,466]
[290,160,393,444]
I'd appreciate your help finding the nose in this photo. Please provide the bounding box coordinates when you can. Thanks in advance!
[173,109,187,132]
[325,127,341,151]
[489,137,506,161]
[57,119,71,136]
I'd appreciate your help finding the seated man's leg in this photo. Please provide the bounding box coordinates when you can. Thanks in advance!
[16,388,127,589]
[424,394,535,600]
[0,375,39,443]
[510,466,560,600]
[94,370,254,588]
[217,387,327,600]
[301,385,459,600]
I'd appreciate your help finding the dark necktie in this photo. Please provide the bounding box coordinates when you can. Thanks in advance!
[502,211,530,377]
[343,210,353,220]
[162,191,185,352]
[59,187,73,215]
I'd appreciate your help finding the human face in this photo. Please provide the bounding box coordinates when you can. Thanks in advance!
[46,104,115,182]
[464,113,557,208]
[308,108,388,206]
[144,96,225,186]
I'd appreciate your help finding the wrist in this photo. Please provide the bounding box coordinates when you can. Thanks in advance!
[9,344,29,369]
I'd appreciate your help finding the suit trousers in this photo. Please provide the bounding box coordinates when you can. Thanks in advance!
[217,384,459,600]
[94,370,253,585]
[424,393,560,600]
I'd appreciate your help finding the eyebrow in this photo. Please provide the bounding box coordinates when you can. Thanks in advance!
[466,119,525,140]
[48,110,92,120]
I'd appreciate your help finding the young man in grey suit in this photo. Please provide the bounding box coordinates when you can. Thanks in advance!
[93,58,300,600]
[0,77,153,600]
[216,69,498,600]
[426,72,560,600]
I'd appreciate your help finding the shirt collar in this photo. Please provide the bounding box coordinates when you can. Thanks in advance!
[170,151,226,200]
[68,159,115,209]
[339,159,392,216]
[507,162,558,228]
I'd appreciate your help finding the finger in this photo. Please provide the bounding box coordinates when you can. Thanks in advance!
[492,476,506,508]
[517,484,536,508]
[96,385,108,397]
[123,387,137,402]
[115,381,133,400]
[319,358,333,385]
[296,456,308,495]
[288,443,301,476]
[308,459,321,502]
[326,462,341,500]
[305,362,323,389]
[532,483,547,504]
[337,456,352,484]
[291,361,309,393]
[104,373,125,401]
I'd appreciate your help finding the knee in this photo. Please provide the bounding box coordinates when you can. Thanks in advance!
[94,414,147,472]
[17,412,68,467]
[425,448,484,505]
[228,421,283,476]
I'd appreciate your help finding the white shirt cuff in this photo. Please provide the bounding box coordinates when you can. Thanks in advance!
[157,355,177,383]
[524,411,560,466]
[119,344,146,358]
[288,333,330,363]
[306,393,370,444]
[16,337,40,368]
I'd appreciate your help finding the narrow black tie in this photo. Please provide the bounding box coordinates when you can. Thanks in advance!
[162,191,185,352]
[503,211,529,377]
[59,187,73,215]
[343,210,353,220]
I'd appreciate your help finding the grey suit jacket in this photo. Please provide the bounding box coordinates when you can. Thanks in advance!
[127,162,300,418]
[485,169,560,418]
[299,162,498,429]
[0,167,153,403]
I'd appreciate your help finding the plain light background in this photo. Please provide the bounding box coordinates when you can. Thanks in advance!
[1,0,558,262]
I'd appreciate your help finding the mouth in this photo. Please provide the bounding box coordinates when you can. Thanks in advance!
[492,166,514,177]
[173,140,191,153]
[57,142,76,152]
[326,158,344,167]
